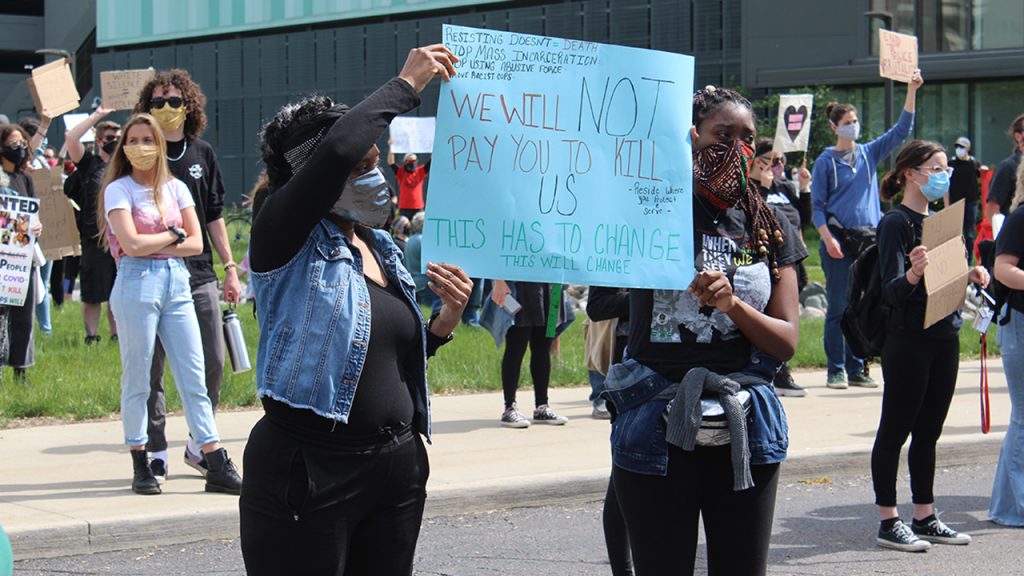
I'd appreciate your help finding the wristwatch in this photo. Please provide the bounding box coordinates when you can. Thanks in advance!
[168,225,186,245]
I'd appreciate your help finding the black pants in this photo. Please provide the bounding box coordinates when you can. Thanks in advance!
[872,334,959,507]
[613,445,780,576]
[604,475,634,576]
[501,325,552,409]
[240,417,429,576]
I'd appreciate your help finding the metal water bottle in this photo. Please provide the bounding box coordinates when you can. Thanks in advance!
[223,306,252,374]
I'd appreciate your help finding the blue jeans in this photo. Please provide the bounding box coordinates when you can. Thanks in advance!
[109,257,218,447]
[819,242,864,377]
[991,309,1024,526]
[35,260,52,335]
[588,370,604,404]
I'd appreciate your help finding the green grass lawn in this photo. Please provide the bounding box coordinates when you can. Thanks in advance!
[0,295,996,424]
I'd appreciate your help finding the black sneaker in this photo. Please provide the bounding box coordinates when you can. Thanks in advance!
[84,335,101,345]
[774,369,807,397]
[149,457,167,483]
[184,446,209,477]
[877,519,930,552]
[912,515,972,545]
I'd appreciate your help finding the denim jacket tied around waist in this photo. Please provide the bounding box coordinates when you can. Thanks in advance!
[251,220,431,440]
[601,358,788,476]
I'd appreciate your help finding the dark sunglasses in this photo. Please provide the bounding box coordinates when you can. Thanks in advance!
[101,135,119,143]
[151,97,184,109]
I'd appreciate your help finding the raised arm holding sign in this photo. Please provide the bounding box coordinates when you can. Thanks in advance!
[424,25,694,289]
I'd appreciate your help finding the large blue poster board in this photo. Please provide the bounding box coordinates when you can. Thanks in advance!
[424,25,695,289]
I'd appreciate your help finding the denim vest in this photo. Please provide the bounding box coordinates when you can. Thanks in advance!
[602,358,788,476]
[251,220,431,439]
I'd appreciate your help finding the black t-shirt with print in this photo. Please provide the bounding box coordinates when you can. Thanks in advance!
[996,204,1024,314]
[621,195,807,382]
[166,137,226,289]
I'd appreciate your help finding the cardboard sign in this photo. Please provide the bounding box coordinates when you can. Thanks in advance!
[921,199,969,329]
[772,94,813,153]
[100,68,155,110]
[879,29,918,83]
[26,59,80,117]
[31,166,81,261]
[424,25,695,289]
[0,194,41,306]
[390,117,436,154]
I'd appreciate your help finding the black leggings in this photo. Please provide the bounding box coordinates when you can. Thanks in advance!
[501,325,552,409]
[240,417,429,576]
[872,334,959,507]
[604,475,634,576]
[613,444,780,576]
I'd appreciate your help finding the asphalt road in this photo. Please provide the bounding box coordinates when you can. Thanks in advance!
[14,462,1021,575]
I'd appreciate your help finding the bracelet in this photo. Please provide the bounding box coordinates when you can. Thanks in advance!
[224,262,238,272]
[908,269,921,282]
[167,225,186,245]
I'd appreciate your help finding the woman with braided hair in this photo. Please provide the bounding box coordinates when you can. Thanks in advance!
[592,86,805,575]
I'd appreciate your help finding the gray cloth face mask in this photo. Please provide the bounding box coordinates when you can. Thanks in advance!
[331,166,391,228]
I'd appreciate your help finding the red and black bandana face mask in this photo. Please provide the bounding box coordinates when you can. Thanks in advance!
[694,139,755,210]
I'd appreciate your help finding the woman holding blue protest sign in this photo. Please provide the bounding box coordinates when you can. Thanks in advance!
[239,45,473,576]
[593,86,805,576]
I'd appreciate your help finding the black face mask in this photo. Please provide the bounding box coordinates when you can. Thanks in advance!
[101,141,118,156]
[2,145,28,169]
[404,162,416,173]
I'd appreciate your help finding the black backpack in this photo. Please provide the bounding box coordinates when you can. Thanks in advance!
[840,210,912,358]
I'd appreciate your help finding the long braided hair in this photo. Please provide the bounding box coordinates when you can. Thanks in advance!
[692,86,787,281]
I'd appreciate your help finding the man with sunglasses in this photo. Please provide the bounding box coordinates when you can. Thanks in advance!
[64,106,120,345]
[133,69,240,483]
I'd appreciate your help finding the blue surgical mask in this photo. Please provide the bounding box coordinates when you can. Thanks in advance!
[920,171,950,201]
[332,166,392,228]
[835,122,860,142]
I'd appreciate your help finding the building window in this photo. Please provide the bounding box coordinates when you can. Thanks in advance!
[973,0,1024,50]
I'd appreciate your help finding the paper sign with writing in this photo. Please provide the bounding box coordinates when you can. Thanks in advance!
[27,59,81,117]
[390,117,437,154]
[922,199,968,328]
[424,25,694,289]
[100,68,156,110]
[0,195,41,306]
[879,29,918,83]
[772,94,813,153]
[31,166,81,261]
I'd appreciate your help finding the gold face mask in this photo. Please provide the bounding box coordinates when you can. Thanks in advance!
[149,103,187,132]
[123,145,161,171]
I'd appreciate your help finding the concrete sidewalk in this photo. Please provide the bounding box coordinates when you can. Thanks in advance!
[0,361,1010,560]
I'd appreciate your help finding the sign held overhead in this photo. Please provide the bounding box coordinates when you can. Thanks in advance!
[100,68,156,110]
[879,29,919,83]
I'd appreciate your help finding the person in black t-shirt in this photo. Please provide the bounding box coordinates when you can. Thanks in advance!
[65,107,120,344]
[947,136,982,263]
[134,69,240,480]
[749,138,810,398]
[985,114,1024,230]
[0,123,44,381]
[871,140,989,552]
[594,87,805,576]
[990,199,1024,527]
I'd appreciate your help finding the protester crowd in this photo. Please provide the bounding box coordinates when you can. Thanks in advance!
[3,39,1024,575]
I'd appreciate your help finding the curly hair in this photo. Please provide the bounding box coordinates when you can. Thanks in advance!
[258,94,343,192]
[692,85,753,132]
[134,68,208,139]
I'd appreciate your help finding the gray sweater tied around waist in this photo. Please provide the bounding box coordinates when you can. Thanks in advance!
[663,367,755,491]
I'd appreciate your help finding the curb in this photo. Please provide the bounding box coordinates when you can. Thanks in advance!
[10,436,1004,561]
